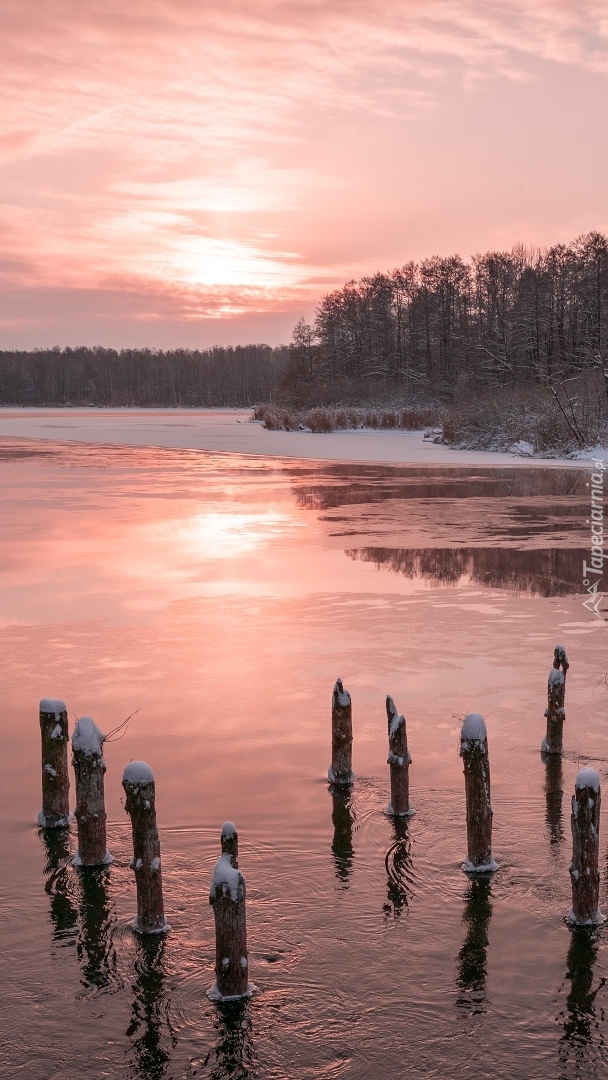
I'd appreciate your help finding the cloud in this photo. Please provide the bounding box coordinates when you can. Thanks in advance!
[1,1,608,343]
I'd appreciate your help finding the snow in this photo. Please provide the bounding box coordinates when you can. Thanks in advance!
[221,821,237,840]
[72,716,105,756]
[333,679,351,707]
[463,856,498,874]
[40,698,66,715]
[548,668,565,686]
[207,980,256,1002]
[123,760,155,785]
[50,724,64,740]
[509,440,534,457]
[566,906,606,926]
[575,767,600,793]
[73,848,113,866]
[37,810,71,827]
[328,765,354,784]
[0,407,594,469]
[460,713,487,743]
[210,852,244,902]
[44,764,57,777]
[150,856,160,871]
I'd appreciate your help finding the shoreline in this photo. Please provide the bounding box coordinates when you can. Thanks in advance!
[0,406,602,468]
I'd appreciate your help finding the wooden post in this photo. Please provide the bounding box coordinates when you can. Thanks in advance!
[209,822,251,1000]
[568,768,605,926]
[122,761,167,934]
[541,645,569,754]
[328,678,353,785]
[72,717,112,866]
[459,713,497,873]
[386,695,413,817]
[38,698,70,828]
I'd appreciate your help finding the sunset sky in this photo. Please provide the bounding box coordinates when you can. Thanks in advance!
[2,1,608,348]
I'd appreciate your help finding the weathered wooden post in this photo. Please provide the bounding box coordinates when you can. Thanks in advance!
[541,645,569,754]
[459,713,497,873]
[72,717,112,866]
[38,698,70,828]
[209,822,251,1000]
[386,695,413,817]
[568,768,605,926]
[122,761,167,934]
[328,679,353,784]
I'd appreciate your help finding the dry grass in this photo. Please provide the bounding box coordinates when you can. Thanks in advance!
[252,403,444,433]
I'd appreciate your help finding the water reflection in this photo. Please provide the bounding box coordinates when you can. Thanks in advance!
[200,998,256,1079]
[558,928,606,1074]
[75,865,117,994]
[329,786,355,887]
[40,826,78,943]
[543,754,564,845]
[383,817,415,917]
[293,463,586,510]
[347,547,586,597]
[126,936,173,1079]
[455,878,492,1015]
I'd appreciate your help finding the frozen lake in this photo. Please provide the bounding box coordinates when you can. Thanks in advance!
[0,433,607,1079]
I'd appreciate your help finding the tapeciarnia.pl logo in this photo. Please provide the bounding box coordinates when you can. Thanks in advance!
[582,458,608,620]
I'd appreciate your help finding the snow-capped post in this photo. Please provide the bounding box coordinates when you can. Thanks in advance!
[209,822,250,1000]
[459,713,497,874]
[72,717,111,866]
[568,768,605,926]
[386,695,413,817]
[38,698,70,828]
[328,678,353,785]
[541,645,569,754]
[122,761,167,934]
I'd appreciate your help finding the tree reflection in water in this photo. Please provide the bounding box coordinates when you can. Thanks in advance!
[383,816,415,918]
[455,877,493,1015]
[127,934,174,1079]
[558,927,606,1075]
[329,784,355,888]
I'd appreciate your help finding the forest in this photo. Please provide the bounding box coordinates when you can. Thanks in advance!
[2,232,608,451]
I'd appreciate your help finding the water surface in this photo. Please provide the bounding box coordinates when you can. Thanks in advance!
[0,439,606,1079]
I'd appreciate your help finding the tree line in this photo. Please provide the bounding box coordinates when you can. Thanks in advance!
[286,231,608,399]
[0,344,288,407]
[1,232,607,407]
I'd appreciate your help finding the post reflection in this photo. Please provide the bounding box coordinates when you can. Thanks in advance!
[126,935,172,1079]
[40,826,78,943]
[329,785,355,887]
[558,928,606,1074]
[455,878,492,1015]
[76,865,117,993]
[205,998,256,1079]
[543,753,564,845]
[383,816,414,917]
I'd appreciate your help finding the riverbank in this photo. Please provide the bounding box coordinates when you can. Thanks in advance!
[0,407,603,467]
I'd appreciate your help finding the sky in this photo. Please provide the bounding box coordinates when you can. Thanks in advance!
[2,0,608,349]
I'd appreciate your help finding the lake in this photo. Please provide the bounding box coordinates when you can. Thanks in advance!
[0,436,606,1079]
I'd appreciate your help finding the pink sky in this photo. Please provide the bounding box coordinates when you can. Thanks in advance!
[1,1,608,348]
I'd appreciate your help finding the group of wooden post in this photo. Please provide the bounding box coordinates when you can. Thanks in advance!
[38,699,248,999]
[37,648,604,1005]
[329,644,604,927]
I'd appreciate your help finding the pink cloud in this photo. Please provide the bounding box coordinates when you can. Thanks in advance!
[1,1,608,345]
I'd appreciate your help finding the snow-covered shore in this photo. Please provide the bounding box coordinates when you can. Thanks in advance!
[0,407,602,468]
